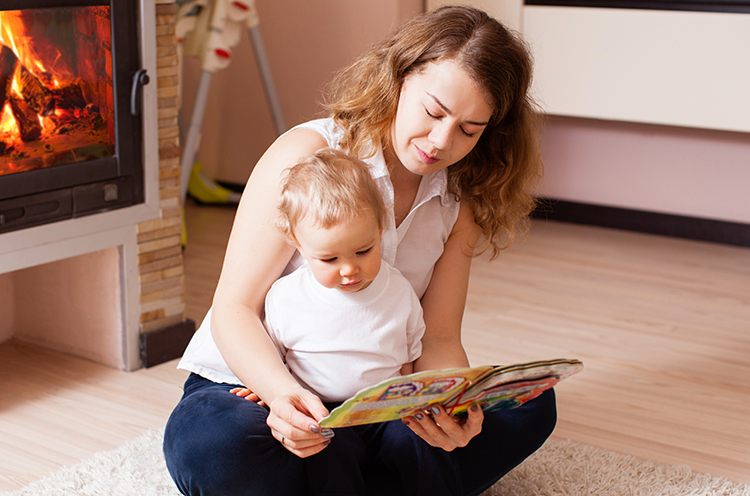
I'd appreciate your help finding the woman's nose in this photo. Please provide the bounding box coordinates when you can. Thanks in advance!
[429,122,453,150]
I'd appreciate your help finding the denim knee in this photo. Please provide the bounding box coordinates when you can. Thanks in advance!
[163,377,307,496]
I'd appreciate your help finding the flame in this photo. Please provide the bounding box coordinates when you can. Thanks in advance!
[10,75,21,97]
[1,11,61,94]
[0,10,58,144]
[0,6,115,161]
[0,102,20,143]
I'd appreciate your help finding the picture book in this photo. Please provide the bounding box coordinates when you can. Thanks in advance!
[319,358,583,428]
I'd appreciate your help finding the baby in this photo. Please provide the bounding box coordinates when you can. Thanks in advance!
[263,148,425,403]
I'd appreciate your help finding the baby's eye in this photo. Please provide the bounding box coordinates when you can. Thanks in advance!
[320,257,337,263]
[356,248,372,256]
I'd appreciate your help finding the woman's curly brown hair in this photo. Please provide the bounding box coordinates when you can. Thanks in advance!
[323,6,544,258]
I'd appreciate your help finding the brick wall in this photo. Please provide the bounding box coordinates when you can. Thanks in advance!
[136,0,190,355]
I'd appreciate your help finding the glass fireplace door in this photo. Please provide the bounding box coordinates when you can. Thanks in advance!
[0,6,115,176]
[0,0,145,234]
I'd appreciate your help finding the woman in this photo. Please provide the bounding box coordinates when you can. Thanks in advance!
[165,6,556,496]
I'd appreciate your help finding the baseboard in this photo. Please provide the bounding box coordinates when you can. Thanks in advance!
[200,186,750,248]
[532,198,750,248]
[140,318,196,368]
[215,180,245,193]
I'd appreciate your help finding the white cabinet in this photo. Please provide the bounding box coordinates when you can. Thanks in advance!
[523,6,750,132]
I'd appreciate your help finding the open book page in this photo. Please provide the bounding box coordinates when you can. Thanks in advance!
[320,358,583,428]
[444,358,583,417]
[320,366,492,427]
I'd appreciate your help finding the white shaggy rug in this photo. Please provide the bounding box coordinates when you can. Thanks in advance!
[2,430,748,496]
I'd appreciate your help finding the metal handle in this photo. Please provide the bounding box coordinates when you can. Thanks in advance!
[130,69,150,116]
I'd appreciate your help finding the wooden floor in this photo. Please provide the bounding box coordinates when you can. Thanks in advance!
[0,199,748,491]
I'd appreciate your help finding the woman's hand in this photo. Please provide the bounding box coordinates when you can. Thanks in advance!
[266,390,335,458]
[402,404,483,451]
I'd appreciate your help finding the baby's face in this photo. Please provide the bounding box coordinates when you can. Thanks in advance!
[294,211,382,293]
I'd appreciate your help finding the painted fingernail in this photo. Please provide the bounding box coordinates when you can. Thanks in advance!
[322,428,335,439]
[471,404,479,412]
[323,440,332,447]
[310,425,320,434]
[430,406,441,416]
[415,413,424,420]
[402,419,410,426]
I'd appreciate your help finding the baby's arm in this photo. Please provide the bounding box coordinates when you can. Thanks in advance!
[230,387,266,407]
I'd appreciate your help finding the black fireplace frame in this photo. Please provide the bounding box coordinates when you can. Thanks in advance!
[0,0,147,233]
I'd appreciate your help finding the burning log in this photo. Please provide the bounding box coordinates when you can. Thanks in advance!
[9,95,42,142]
[0,44,19,114]
[19,66,53,115]
[51,81,87,110]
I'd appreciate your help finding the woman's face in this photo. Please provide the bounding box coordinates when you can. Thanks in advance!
[389,59,493,177]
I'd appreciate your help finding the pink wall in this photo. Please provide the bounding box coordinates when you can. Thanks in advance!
[182,0,423,185]
[539,117,750,224]
[0,274,12,342]
[2,248,124,367]
[180,2,750,224]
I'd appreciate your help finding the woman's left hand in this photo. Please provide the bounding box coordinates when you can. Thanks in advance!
[402,404,483,451]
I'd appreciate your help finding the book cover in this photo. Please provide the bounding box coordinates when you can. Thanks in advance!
[320,358,583,428]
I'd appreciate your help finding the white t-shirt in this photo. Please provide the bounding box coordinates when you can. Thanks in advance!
[177,118,461,385]
[265,262,424,402]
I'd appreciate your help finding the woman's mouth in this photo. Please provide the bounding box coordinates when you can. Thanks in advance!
[415,146,439,165]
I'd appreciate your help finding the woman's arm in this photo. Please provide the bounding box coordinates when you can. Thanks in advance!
[414,199,482,372]
[404,199,485,450]
[209,128,332,456]
[400,362,414,375]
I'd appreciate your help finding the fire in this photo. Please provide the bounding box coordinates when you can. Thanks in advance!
[0,102,18,139]
[1,12,37,145]
[1,11,53,83]
[0,10,77,144]
[0,6,114,175]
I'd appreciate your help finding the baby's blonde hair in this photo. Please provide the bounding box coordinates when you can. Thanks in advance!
[277,149,386,239]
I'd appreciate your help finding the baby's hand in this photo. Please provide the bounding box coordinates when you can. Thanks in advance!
[229,387,266,407]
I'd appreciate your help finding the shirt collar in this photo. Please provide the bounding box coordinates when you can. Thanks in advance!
[366,146,454,207]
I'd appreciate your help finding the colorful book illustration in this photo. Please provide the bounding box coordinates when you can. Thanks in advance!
[320,358,583,428]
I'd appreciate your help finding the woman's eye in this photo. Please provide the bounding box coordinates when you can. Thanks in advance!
[461,127,476,138]
[425,108,440,119]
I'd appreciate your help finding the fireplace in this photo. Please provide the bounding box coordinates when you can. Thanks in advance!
[0,0,148,234]
[0,0,184,372]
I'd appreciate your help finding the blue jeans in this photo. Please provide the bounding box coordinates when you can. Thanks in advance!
[163,373,556,496]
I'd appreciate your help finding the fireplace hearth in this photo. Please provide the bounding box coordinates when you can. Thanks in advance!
[0,0,147,233]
